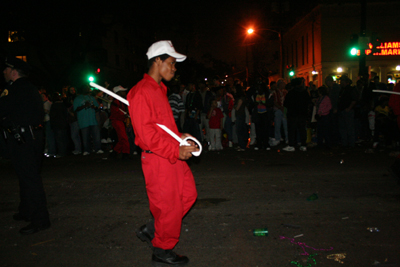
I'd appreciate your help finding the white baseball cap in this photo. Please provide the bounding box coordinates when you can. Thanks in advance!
[146,40,186,62]
[113,85,127,93]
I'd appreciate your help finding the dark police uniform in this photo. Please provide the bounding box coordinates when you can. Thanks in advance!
[0,58,50,234]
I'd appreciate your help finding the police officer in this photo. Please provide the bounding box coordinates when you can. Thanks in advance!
[0,57,50,234]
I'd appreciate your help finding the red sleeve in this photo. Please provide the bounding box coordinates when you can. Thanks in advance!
[228,99,234,110]
[110,100,126,121]
[128,87,180,164]
[217,108,224,119]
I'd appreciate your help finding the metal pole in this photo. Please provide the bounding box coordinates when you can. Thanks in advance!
[359,0,368,84]
[246,44,249,82]
[279,30,284,79]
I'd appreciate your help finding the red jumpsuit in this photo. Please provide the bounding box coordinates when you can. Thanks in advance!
[127,74,197,249]
[110,99,130,154]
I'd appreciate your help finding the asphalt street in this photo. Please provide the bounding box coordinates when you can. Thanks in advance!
[1,144,400,266]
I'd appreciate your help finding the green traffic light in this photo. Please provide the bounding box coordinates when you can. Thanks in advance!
[350,47,358,56]
[289,70,295,77]
[88,76,95,82]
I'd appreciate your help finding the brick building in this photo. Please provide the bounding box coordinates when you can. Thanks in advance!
[282,1,400,86]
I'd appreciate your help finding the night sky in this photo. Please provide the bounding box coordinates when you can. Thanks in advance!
[1,0,321,88]
[125,0,312,64]
[3,0,316,64]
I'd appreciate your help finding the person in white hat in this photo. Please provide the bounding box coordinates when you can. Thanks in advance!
[127,41,198,266]
[109,85,131,159]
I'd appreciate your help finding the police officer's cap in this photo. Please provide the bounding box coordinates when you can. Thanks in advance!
[5,57,31,74]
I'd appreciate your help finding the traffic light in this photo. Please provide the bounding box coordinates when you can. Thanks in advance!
[87,67,101,82]
[349,34,359,56]
[287,65,295,77]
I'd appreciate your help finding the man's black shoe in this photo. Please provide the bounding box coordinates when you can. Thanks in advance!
[19,223,50,235]
[136,224,154,249]
[152,248,189,266]
[13,213,30,222]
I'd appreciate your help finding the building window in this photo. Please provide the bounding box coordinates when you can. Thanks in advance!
[8,31,25,42]
[295,41,298,67]
[286,46,289,66]
[16,56,27,62]
[306,33,309,64]
[114,31,118,44]
[301,36,305,66]
[291,44,294,66]
[115,55,120,66]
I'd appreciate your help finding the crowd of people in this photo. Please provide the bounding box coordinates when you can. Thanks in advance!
[4,82,138,159]
[167,74,400,154]
[2,73,399,161]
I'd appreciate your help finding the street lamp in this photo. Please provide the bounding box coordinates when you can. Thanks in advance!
[245,28,255,83]
[246,27,284,79]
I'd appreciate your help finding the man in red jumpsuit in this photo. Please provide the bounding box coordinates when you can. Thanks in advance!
[127,40,199,266]
[110,85,130,159]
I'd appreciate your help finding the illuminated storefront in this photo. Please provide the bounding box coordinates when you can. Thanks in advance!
[351,42,400,84]
[282,3,400,87]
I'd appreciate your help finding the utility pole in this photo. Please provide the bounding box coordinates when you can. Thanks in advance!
[279,29,284,79]
[246,46,248,82]
[359,0,368,84]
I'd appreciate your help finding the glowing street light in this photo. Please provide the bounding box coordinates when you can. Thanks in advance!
[245,27,283,79]
[337,67,343,73]
[245,28,255,82]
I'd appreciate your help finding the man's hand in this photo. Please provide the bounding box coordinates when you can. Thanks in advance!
[179,133,200,160]
[181,133,194,142]
[179,145,198,160]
